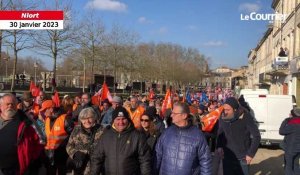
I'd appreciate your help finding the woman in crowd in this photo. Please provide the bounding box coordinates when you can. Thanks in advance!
[61,95,74,117]
[66,107,104,175]
[139,108,161,151]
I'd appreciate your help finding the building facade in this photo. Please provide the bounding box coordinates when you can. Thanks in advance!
[203,66,233,89]
[248,0,300,106]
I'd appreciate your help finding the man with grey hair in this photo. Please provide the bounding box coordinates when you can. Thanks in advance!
[0,93,44,175]
[154,102,212,175]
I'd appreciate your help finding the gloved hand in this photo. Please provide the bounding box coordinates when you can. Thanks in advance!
[45,150,55,166]
[73,151,87,169]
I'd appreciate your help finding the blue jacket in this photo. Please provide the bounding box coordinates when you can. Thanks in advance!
[154,123,212,175]
[101,107,114,127]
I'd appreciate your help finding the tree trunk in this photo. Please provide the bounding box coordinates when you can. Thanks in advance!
[83,58,86,92]
[10,31,17,91]
[113,57,116,93]
[0,31,2,61]
[51,31,58,92]
[91,40,95,84]
[52,54,57,92]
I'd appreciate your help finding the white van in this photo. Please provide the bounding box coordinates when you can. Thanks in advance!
[240,88,269,96]
[242,94,293,145]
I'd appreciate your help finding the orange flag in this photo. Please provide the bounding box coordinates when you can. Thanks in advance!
[101,82,112,102]
[161,88,172,118]
[29,81,40,97]
[201,106,223,132]
[53,91,60,107]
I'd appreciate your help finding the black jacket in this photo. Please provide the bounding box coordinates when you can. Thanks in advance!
[90,123,152,175]
[279,117,300,154]
[217,107,261,159]
[138,128,160,152]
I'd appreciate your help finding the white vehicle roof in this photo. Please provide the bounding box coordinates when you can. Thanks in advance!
[240,89,269,96]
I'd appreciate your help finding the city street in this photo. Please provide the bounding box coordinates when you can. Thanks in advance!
[250,147,284,175]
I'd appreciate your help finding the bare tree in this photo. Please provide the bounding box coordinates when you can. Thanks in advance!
[31,0,75,91]
[74,11,105,92]
[3,0,38,91]
[106,24,139,92]
[0,0,15,71]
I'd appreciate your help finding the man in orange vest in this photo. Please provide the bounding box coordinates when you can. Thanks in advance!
[41,100,74,175]
[125,96,145,128]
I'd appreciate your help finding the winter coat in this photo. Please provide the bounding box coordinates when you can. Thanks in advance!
[217,107,261,159]
[66,124,104,175]
[138,128,161,152]
[279,117,300,154]
[90,123,152,175]
[154,122,212,175]
[0,114,44,175]
[17,120,44,175]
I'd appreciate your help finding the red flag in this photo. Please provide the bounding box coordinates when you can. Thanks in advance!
[161,88,172,118]
[91,96,101,106]
[29,81,40,97]
[101,82,112,102]
[92,88,102,106]
[53,91,60,107]
[148,88,155,100]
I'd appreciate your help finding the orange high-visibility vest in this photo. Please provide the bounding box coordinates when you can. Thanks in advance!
[126,106,145,129]
[45,114,68,150]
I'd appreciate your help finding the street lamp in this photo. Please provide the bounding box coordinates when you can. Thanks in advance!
[34,62,38,84]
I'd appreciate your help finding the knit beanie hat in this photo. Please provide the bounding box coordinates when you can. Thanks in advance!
[224,97,239,110]
[112,106,130,122]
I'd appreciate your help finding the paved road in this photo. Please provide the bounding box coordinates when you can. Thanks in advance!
[250,147,284,175]
[64,146,285,175]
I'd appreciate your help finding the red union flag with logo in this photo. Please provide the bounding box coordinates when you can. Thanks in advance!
[201,106,224,132]
[0,11,63,30]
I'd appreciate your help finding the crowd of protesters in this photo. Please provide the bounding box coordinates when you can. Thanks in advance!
[0,85,299,175]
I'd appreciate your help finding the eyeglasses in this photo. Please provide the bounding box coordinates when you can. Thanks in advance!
[171,112,183,115]
[140,119,150,122]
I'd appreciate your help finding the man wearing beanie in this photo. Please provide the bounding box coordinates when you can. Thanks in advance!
[90,106,151,175]
[217,97,261,175]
